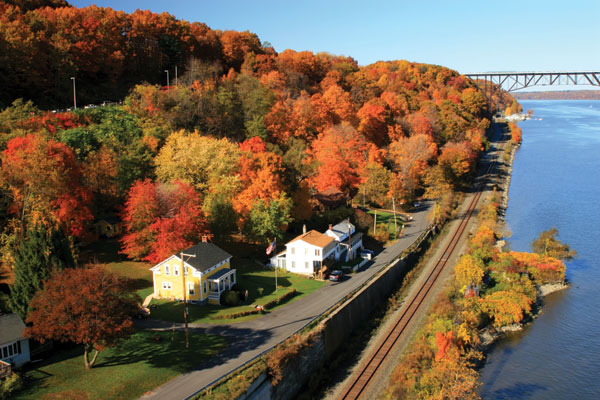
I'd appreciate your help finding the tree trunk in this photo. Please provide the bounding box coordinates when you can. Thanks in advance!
[83,343,100,369]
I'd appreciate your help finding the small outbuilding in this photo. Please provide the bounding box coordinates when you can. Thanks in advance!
[94,217,123,238]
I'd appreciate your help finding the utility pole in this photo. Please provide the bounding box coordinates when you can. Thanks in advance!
[165,69,170,88]
[347,219,353,260]
[70,77,77,109]
[392,196,397,239]
[175,66,178,86]
[373,210,377,234]
[180,252,196,349]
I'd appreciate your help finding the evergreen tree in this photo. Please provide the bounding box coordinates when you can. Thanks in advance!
[9,225,75,319]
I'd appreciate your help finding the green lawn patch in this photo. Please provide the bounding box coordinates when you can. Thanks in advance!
[81,238,155,302]
[14,330,227,400]
[368,210,404,239]
[150,260,326,324]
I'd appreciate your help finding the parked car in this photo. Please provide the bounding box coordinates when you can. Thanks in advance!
[329,270,344,282]
[359,249,374,260]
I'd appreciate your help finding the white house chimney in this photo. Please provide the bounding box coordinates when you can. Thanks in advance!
[302,224,307,234]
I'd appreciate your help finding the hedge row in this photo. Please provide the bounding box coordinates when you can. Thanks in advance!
[263,288,297,310]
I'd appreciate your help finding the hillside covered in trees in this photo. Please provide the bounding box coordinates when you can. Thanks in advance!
[0,1,517,266]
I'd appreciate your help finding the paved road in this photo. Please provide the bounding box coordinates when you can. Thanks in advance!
[140,205,432,400]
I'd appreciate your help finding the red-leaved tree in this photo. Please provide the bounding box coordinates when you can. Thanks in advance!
[26,266,139,369]
[120,179,210,263]
[0,134,93,238]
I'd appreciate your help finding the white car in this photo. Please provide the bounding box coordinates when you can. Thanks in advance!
[359,249,373,260]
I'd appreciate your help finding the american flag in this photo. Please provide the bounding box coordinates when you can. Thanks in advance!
[266,238,276,255]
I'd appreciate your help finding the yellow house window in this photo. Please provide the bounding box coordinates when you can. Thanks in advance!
[188,282,195,295]
[162,281,172,290]
[165,265,170,275]
[203,281,207,293]
[174,266,180,276]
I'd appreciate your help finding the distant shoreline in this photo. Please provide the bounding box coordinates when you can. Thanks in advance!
[513,90,600,100]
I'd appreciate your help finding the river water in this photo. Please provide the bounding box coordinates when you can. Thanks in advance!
[479,100,600,399]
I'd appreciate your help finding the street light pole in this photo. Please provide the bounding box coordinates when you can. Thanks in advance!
[164,69,169,88]
[70,77,77,109]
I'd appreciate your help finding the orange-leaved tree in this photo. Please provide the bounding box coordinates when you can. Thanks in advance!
[308,122,370,196]
[120,179,210,263]
[26,266,139,369]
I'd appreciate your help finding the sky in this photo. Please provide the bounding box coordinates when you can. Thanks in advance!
[70,0,600,77]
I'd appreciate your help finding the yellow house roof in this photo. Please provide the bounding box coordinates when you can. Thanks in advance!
[287,230,335,249]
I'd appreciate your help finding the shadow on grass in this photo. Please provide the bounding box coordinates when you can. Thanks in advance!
[96,328,271,374]
[79,238,127,264]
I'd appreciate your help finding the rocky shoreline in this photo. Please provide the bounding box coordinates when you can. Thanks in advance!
[478,121,569,354]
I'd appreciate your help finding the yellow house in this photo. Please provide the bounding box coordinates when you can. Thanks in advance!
[150,241,236,305]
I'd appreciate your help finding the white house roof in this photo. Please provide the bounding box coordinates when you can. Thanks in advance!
[0,313,26,345]
[326,220,355,241]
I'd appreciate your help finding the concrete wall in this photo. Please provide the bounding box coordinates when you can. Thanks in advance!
[241,230,432,400]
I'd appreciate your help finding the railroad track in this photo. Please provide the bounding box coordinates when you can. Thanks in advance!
[340,134,506,400]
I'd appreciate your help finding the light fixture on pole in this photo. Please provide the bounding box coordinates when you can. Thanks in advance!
[70,77,77,109]
[164,69,169,88]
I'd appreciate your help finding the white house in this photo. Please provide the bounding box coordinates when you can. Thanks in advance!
[272,230,337,276]
[0,313,30,368]
[325,219,364,262]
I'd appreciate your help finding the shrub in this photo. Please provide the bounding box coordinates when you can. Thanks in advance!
[257,287,264,296]
[211,309,259,320]
[263,289,297,310]
[220,290,241,307]
[0,373,22,399]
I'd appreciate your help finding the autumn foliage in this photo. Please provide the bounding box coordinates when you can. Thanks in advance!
[386,196,568,398]
[0,134,93,237]
[26,265,139,369]
[120,180,210,263]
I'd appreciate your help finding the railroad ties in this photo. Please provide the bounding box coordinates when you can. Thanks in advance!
[340,131,506,399]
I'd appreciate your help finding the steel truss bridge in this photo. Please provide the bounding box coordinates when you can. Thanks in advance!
[464,71,600,92]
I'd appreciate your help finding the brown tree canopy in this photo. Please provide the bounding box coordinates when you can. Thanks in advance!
[26,266,140,369]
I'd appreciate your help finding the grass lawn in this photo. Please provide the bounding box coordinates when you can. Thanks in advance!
[150,258,326,324]
[14,330,227,400]
[368,210,403,239]
[81,238,154,300]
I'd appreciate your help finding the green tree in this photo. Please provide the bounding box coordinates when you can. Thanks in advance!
[531,227,576,261]
[9,225,75,319]
[243,194,293,245]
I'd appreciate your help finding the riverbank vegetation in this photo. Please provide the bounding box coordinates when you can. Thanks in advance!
[383,194,570,399]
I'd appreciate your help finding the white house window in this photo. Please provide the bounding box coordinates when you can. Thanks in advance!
[315,249,320,256]
[305,248,308,255]
[291,247,295,254]
[292,261,296,269]
[188,282,195,295]
[165,265,170,275]
[305,262,309,269]
[162,281,172,290]
[1,341,21,359]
